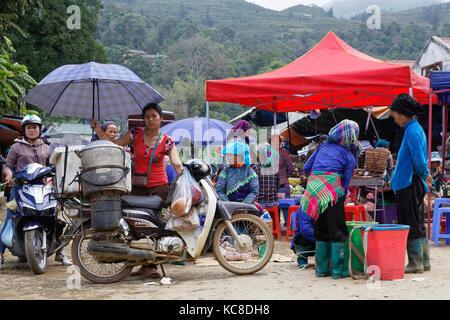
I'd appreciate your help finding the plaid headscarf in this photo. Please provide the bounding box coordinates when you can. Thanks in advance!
[327,120,360,152]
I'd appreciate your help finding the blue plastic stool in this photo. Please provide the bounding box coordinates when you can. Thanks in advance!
[279,198,300,227]
[431,198,450,246]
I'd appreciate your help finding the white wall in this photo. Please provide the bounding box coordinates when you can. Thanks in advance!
[413,37,450,75]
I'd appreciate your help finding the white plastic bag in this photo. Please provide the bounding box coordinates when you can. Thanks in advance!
[219,241,253,262]
[165,207,200,231]
[170,170,193,217]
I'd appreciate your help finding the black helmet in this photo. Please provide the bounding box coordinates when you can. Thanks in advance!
[185,159,211,181]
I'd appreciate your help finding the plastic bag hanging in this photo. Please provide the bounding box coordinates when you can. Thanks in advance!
[170,169,193,217]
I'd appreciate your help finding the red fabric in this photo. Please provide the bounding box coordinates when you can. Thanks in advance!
[206,32,435,111]
[131,128,174,188]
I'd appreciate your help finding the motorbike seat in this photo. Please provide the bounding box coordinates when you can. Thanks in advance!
[121,195,163,211]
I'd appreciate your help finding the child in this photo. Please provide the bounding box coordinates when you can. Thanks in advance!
[291,208,316,268]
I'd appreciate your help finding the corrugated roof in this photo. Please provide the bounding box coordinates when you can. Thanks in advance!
[439,37,450,47]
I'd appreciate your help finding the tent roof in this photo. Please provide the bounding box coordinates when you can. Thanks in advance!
[430,71,450,105]
[206,31,433,112]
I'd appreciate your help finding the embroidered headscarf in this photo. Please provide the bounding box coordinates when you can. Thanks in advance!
[222,141,250,167]
[327,120,360,152]
[258,143,280,168]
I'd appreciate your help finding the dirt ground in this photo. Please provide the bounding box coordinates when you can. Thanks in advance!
[1,195,449,300]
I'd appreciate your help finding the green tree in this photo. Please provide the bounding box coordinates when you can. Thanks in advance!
[10,0,107,82]
[0,36,36,114]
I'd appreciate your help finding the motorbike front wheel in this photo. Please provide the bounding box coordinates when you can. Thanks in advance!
[24,229,47,274]
[213,213,274,275]
[71,235,133,284]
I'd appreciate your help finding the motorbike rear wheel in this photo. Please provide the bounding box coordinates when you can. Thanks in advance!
[213,213,274,275]
[71,234,133,284]
[24,229,47,274]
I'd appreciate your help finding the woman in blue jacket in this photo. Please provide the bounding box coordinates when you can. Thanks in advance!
[389,94,432,274]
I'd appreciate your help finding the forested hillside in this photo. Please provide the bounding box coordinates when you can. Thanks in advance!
[4,0,450,122]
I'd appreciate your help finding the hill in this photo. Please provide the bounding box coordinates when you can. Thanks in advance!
[95,0,450,120]
[324,0,446,19]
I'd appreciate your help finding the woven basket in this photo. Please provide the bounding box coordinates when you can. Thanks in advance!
[364,148,391,173]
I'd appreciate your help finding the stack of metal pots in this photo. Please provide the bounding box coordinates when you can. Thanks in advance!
[78,140,130,231]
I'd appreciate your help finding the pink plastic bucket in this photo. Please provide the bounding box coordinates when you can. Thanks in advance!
[361,224,410,280]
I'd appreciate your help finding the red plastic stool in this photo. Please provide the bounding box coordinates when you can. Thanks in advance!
[264,206,282,240]
[345,205,367,221]
[441,215,447,234]
[286,205,300,242]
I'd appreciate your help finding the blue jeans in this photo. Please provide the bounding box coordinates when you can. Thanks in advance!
[0,186,16,254]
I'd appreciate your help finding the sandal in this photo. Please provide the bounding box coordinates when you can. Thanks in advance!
[130,266,161,278]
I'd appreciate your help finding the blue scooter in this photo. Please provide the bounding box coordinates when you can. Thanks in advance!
[6,163,59,274]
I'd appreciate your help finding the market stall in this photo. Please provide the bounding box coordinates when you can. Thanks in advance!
[205,31,435,238]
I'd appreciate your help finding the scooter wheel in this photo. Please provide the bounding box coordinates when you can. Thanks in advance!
[213,213,274,275]
[24,229,47,274]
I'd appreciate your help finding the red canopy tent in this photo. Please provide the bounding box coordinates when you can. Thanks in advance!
[206,31,432,112]
[205,31,437,238]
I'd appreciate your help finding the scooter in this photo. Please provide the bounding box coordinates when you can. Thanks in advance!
[71,159,274,284]
[5,163,60,274]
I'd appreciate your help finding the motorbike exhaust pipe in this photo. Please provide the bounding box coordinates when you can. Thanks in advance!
[87,240,157,262]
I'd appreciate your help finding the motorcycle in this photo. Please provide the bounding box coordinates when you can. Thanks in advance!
[4,163,61,274]
[71,159,274,284]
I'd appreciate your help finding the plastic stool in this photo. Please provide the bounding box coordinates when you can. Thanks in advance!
[345,205,367,222]
[286,206,300,241]
[264,206,282,241]
[431,198,450,246]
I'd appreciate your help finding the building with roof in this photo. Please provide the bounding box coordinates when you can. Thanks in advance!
[413,36,450,77]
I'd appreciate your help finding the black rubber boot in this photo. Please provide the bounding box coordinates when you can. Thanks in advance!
[405,239,424,274]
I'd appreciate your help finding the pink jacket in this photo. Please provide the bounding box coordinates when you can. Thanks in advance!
[2,138,51,174]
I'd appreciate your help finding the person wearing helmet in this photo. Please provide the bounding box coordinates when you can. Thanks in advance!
[1,115,72,269]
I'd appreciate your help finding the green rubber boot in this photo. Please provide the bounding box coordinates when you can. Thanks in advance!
[405,239,424,274]
[331,242,350,279]
[315,241,331,277]
[295,244,312,268]
[422,237,431,272]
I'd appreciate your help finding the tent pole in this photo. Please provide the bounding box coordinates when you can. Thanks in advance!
[273,98,277,134]
[427,92,433,239]
[206,101,211,164]
[369,115,380,140]
[287,113,291,146]
[443,104,448,185]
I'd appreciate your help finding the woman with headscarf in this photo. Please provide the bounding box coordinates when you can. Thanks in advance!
[216,141,259,205]
[91,121,118,142]
[301,120,359,279]
[227,120,257,170]
[375,139,394,179]
[389,93,432,274]
[256,143,280,208]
